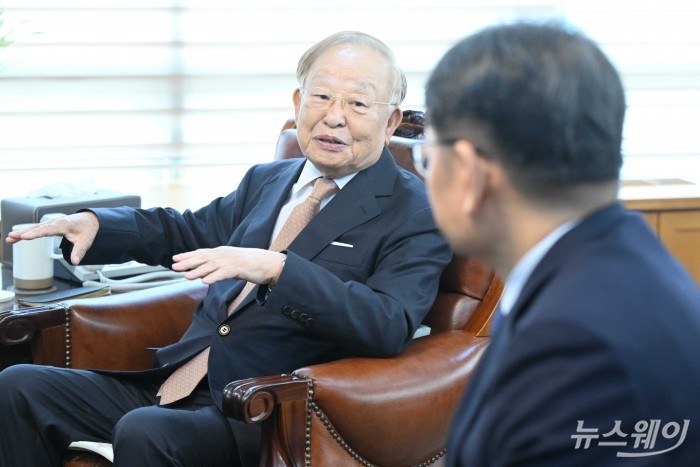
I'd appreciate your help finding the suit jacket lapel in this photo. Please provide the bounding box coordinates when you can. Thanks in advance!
[235,159,305,250]
[286,148,397,260]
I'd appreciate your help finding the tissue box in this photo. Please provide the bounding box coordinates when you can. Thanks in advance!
[1,190,140,266]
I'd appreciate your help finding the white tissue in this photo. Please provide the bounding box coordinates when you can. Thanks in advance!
[28,179,97,199]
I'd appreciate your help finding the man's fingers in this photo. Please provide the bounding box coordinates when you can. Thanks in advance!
[69,246,88,265]
[8,216,75,240]
[172,253,207,272]
[4,212,98,265]
[6,223,61,244]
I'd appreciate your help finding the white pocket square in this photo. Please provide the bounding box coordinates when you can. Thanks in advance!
[330,241,354,248]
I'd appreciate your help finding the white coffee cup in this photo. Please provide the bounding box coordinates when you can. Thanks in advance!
[12,223,63,291]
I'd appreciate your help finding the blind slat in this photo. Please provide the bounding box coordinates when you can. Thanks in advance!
[2,1,698,211]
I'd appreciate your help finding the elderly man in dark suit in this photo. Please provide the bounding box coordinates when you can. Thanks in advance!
[1,31,451,467]
[421,22,700,466]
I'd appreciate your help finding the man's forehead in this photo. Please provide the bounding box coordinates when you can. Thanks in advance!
[305,74,379,94]
[306,51,392,95]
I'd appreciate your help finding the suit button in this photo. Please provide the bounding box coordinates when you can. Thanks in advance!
[219,324,231,336]
[299,313,309,322]
[303,318,315,328]
[282,306,293,316]
[291,310,301,319]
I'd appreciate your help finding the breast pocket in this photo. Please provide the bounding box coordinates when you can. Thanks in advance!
[315,240,369,268]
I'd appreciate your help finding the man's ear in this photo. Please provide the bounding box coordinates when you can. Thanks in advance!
[292,88,302,123]
[453,139,491,217]
[384,106,403,145]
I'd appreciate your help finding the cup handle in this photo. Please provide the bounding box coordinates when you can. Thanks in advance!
[50,251,64,260]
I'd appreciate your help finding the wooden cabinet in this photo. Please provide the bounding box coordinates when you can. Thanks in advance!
[620,180,700,285]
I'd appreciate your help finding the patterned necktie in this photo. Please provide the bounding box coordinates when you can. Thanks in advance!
[158,177,338,405]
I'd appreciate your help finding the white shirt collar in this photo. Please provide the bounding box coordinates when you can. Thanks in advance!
[499,218,580,316]
[293,160,355,194]
[270,160,356,242]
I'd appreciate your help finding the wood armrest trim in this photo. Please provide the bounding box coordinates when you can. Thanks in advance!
[223,374,310,424]
[0,304,68,346]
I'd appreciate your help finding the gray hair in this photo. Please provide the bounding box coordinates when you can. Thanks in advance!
[296,31,407,105]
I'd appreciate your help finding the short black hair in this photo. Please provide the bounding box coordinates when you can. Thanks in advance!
[426,21,625,200]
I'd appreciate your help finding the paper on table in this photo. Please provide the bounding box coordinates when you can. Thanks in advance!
[18,284,110,307]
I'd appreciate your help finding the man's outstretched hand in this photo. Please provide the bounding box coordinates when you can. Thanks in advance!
[5,212,100,265]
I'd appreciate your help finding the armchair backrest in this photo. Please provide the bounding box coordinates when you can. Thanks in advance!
[427,255,503,337]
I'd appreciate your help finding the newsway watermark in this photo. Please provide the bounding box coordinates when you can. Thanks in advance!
[572,419,689,457]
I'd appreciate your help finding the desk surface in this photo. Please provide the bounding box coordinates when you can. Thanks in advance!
[620,179,700,211]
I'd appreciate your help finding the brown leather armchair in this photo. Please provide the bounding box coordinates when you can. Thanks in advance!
[0,112,504,466]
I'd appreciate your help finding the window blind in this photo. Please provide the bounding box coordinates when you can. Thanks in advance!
[1,0,698,210]
[563,0,700,182]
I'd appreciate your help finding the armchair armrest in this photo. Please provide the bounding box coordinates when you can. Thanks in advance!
[223,331,489,467]
[0,305,66,370]
[0,280,207,370]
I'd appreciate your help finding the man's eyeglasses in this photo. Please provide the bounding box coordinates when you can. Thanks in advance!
[413,138,490,177]
[300,87,397,116]
[412,139,458,177]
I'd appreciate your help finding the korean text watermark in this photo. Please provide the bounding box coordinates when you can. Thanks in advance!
[571,419,689,457]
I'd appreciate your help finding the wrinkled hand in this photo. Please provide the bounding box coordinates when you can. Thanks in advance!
[172,247,286,286]
[5,212,99,265]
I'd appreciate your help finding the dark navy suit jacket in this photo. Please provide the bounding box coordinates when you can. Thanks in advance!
[72,149,452,464]
[447,203,700,466]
